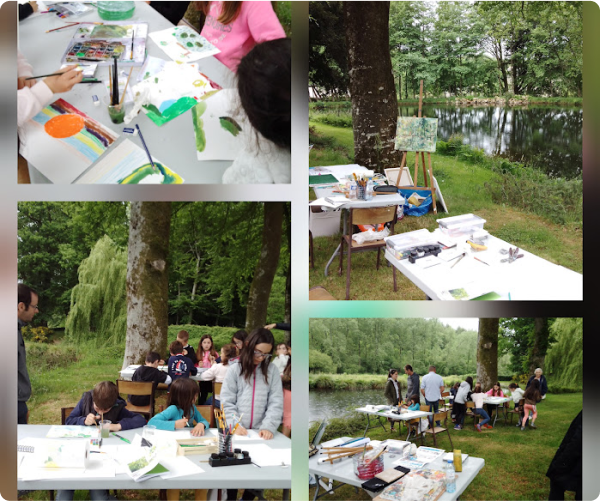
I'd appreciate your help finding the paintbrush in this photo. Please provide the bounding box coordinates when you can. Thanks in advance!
[130,27,135,60]
[46,22,79,33]
[119,67,133,106]
[25,69,82,80]
[136,125,159,174]
[108,66,113,103]
[112,57,119,106]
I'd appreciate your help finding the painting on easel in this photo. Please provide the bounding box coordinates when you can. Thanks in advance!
[395,117,438,152]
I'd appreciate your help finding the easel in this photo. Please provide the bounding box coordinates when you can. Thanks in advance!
[395,80,438,214]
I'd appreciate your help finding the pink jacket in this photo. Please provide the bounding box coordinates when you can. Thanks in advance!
[200,1,285,72]
[18,51,53,128]
[486,389,505,397]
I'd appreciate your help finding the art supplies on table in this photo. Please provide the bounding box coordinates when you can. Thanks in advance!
[309,174,339,186]
[115,443,168,482]
[46,424,100,439]
[176,437,218,456]
[209,449,252,467]
[362,466,411,492]
[375,469,446,501]
[62,22,148,66]
[415,447,446,464]
[104,69,135,104]
[47,3,93,19]
[241,444,291,468]
[191,89,248,160]
[74,138,184,184]
[19,98,119,184]
[149,26,220,64]
[132,61,215,127]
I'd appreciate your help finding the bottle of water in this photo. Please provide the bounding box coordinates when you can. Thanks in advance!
[365,179,374,201]
[97,1,135,20]
[349,181,357,200]
[445,459,456,493]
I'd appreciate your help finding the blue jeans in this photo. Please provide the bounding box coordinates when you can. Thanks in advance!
[474,408,490,427]
[55,490,113,500]
[425,399,440,427]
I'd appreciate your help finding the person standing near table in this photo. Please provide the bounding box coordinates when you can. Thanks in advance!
[18,284,38,424]
[384,369,401,431]
[526,368,549,400]
[404,364,420,401]
[420,365,444,427]
[547,410,582,500]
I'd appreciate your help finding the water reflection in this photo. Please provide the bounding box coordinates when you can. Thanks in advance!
[400,105,582,179]
[310,388,384,424]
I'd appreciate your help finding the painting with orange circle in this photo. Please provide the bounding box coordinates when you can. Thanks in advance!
[44,114,85,138]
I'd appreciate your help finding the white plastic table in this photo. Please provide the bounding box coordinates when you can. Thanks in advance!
[18,2,235,183]
[119,364,207,383]
[309,437,484,501]
[18,425,291,494]
[385,228,583,300]
[355,406,432,439]
[482,396,511,427]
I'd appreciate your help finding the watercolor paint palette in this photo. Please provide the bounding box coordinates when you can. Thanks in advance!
[61,22,148,66]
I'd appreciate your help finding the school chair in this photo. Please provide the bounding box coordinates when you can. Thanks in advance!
[507,398,525,425]
[309,230,315,269]
[197,405,216,428]
[422,410,453,449]
[211,381,223,412]
[309,286,336,300]
[338,205,398,300]
[116,379,156,420]
[60,407,75,425]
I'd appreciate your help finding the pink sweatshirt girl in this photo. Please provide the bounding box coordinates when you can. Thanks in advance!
[200,1,285,72]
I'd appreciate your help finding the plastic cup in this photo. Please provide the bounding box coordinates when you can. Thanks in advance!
[100,420,111,439]
[143,425,156,441]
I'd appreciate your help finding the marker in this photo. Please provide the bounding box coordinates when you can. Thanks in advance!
[112,433,131,444]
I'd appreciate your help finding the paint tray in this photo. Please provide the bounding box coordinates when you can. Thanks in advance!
[176,437,218,456]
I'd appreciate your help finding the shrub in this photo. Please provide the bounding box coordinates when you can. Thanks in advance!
[167,325,286,352]
[26,342,79,373]
[22,325,54,344]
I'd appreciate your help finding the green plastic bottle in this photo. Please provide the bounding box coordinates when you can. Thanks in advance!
[97,1,135,20]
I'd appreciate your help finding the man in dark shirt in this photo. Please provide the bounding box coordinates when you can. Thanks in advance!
[18,284,39,424]
[404,364,420,401]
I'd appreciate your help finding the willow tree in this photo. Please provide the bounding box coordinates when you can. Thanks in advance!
[344,1,402,173]
[245,202,284,333]
[65,235,127,344]
[123,202,172,368]
[545,318,583,390]
[477,318,499,389]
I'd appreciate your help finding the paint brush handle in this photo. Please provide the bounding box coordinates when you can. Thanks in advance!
[135,125,158,174]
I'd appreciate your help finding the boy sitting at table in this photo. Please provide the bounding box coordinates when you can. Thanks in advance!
[58,381,146,501]
[167,340,197,384]
[130,351,172,406]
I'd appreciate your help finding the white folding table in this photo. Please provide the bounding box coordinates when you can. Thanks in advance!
[355,406,432,439]
[18,425,291,495]
[309,437,484,501]
[18,3,235,183]
[386,228,583,300]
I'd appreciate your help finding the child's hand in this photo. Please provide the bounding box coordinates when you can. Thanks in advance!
[183,349,188,356]
[18,77,36,90]
[210,355,215,364]
[259,430,273,440]
[175,417,189,429]
[191,423,205,437]
[85,413,99,426]
[44,66,82,94]
[234,425,248,436]
[109,423,122,432]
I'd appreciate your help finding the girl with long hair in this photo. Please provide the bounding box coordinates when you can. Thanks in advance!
[196,334,219,404]
[521,379,542,430]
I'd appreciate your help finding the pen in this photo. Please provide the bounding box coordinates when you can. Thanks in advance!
[112,433,131,444]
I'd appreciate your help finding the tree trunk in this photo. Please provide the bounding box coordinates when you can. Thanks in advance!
[283,203,291,346]
[245,203,284,333]
[344,1,402,173]
[528,318,549,375]
[123,202,172,368]
[477,318,499,389]
[188,253,200,324]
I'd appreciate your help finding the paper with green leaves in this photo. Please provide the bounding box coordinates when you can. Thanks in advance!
[395,117,438,152]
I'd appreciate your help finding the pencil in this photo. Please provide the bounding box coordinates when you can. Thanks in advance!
[135,125,159,174]
[46,22,79,33]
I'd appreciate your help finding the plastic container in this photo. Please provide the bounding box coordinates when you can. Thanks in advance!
[310,207,341,237]
[365,180,374,201]
[384,229,437,260]
[437,213,486,238]
[349,181,357,200]
[97,1,135,20]
[218,432,233,455]
[353,453,384,480]
[444,459,456,493]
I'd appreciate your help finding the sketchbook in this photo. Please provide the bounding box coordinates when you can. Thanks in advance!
[62,22,148,66]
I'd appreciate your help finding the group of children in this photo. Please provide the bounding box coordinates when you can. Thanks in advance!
[18,1,291,184]
[61,327,291,501]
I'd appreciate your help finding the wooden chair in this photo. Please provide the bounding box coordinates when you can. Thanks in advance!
[197,404,215,428]
[507,398,525,425]
[422,410,453,449]
[116,380,155,420]
[61,406,75,425]
[309,230,315,269]
[465,401,479,426]
[339,205,398,300]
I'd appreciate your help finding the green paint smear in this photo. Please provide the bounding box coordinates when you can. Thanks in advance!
[154,77,159,83]
[190,33,196,38]
[142,96,198,127]
[195,42,203,48]
[118,163,181,184]
[192,101,207,152]
[200,90,220,101]
[219,116,242,137]
[187,42,193,47]
[180,32,188,38]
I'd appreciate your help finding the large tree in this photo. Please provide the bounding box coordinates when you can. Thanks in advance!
[344,1,402,172]
[245,203,284,332]
[123,202,172,368]
[477,318,499,389]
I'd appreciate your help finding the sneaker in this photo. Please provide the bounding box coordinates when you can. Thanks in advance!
[530,423,537,429]
[521,426,525,431]
[475,424,482,432]
[484,424,493,429]
[454,425,461,431]
[516,423,521,427]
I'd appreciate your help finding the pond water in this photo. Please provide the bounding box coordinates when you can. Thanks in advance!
[309,388,386,424]
[400,105,582,179]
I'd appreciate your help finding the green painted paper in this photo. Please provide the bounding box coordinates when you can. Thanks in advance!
[395,117,438,152]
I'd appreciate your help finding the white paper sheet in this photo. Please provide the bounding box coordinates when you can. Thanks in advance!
[242,444,291,467]
[158,456,205,479]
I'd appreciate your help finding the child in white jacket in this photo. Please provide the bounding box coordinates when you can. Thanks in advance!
[199,343,236,408]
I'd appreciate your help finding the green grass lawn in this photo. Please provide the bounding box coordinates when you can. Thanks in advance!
[309,121,582,300]
[310,392,582,500]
